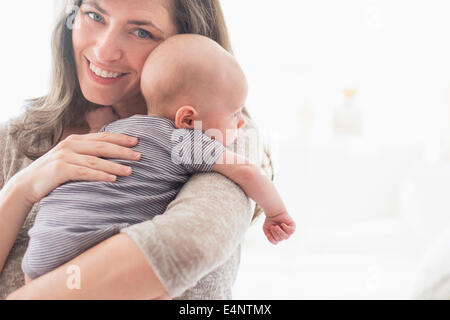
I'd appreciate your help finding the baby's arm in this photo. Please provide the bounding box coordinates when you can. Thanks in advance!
[212,150,295,244]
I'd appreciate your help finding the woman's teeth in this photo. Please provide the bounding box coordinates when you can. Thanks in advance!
[89,62,122,79]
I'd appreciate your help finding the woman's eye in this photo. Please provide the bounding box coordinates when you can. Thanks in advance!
[133,29,154,40]
[87,12,103,23]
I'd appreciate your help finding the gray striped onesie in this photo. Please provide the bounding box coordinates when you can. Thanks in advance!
[21,115,226,280]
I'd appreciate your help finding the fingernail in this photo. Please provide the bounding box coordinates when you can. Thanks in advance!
[129,137,138,144]
[134,152,141,160]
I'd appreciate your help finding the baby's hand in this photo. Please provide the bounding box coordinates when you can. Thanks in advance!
[263,211,296,245]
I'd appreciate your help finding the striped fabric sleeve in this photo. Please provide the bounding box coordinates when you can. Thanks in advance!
[170,129,226,174]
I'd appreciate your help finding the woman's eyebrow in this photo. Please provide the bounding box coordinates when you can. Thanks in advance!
[82,0,165,37]
[83,0,107,15]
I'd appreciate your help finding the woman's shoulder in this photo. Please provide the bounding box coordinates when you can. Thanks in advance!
[0,119,17,187]
[0,113,26,145]
[0,119,12,143]
[0,115,34,189]
[0,117,20,158]
[0,118,39,297]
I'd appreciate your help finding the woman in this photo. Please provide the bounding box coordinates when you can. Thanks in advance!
[0,0,272,299]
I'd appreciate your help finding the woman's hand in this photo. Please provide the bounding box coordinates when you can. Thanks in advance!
[15,131,141,206]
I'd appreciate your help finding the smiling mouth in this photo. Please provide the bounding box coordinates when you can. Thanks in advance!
[86,58,128,79]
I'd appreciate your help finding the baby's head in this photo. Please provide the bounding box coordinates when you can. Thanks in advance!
[140,34,247,146]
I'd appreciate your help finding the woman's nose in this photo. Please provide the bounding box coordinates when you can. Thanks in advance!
[94,28,123,62]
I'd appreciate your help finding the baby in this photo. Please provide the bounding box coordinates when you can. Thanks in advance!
[22,34,295,289]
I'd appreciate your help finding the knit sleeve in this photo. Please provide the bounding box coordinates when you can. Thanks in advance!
[0,121,10,190]
[121,118,262,298]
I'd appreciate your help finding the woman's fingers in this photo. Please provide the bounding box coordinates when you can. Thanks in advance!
[64,139,141,161]
[67,164,117,183]
[16,132,140,204]
[68,154,133,177]
[66,132,139,147]
[91,132,138,147]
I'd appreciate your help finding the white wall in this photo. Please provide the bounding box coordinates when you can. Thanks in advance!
[221,0,450,146]
[219,0,450,299]
[221,0,450,229]
[0,1,56,122]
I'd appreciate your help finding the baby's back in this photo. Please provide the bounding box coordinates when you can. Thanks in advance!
[22,115,211,279]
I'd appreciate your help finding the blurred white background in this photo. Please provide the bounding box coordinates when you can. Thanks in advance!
[224,0,450,299]
[2,0,450,299]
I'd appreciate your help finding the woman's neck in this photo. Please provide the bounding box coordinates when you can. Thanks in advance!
[60,126,90,142]
[112,94,148,119]
[61,94,148,141]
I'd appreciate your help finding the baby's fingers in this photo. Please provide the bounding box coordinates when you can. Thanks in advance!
[281,223,296,235]
[271,225,289,242]
[265,230,278,245]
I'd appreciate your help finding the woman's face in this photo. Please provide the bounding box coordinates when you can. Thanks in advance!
[72,0,178,116]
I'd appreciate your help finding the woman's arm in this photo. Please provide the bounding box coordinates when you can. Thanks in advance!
[7,119,259,299]
[0,129,140,274]
[0,122,33,273]
[123,172,253,298]
[0,176,34,273]
[7,232,164,299]
[7,172,253,299]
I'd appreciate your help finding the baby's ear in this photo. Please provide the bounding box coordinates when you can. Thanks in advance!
[175,106,197,129]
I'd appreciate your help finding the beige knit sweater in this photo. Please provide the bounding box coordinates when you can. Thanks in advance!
[0,117,260,300]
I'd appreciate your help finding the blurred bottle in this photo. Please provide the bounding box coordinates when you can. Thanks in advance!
[333,89,362,136]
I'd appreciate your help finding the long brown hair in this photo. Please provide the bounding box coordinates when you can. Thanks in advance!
[11,0,273,221]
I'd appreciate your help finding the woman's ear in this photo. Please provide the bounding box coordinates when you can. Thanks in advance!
[175,106,198,129]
